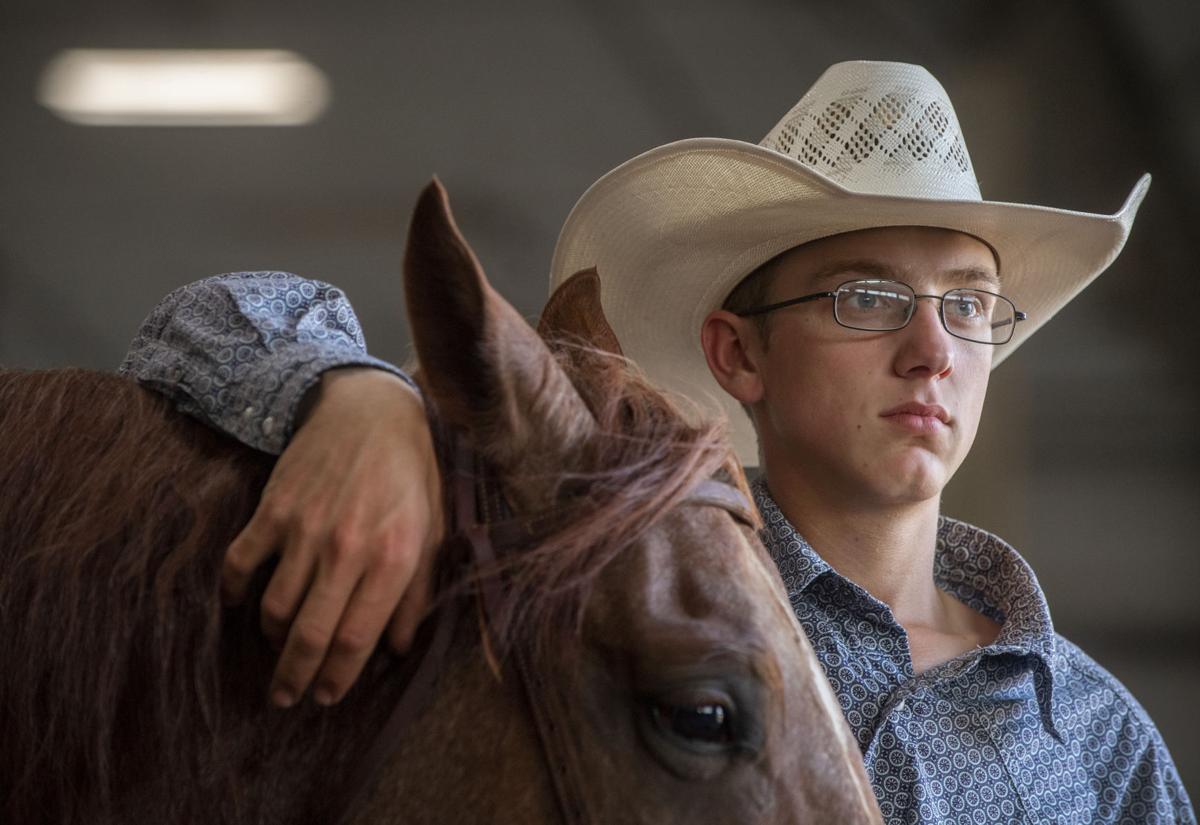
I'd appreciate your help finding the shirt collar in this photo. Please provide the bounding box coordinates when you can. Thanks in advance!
[752,478,832,593]
[751,477,1064,739]
[935,515,1063,739]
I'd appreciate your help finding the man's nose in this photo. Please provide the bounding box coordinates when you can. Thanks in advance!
[893,298,953,379]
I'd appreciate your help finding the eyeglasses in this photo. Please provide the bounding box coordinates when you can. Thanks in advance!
[735,278,1028,345]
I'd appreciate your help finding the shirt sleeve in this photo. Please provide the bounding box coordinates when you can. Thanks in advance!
[1113,730,1197,825]
[117,271,417,455]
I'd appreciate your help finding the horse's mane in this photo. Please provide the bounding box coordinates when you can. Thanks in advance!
[0,351,749,823]
[0,368,277,823]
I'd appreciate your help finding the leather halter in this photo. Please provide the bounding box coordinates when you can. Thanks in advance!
[333,435,756,825]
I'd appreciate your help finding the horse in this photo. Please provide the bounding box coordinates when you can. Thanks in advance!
[0,180,883,824]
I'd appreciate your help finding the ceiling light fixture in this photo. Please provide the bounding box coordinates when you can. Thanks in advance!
[37,49,331,126]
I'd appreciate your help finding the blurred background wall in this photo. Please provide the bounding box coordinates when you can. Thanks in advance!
[3,0,1197,797]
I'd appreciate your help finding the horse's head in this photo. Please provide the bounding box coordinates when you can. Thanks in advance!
[399,179,881,824]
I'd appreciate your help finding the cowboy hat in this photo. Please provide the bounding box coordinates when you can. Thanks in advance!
[548,60,1150,466]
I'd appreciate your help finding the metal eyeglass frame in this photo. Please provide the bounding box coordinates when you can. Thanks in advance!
[734,278,1028,345]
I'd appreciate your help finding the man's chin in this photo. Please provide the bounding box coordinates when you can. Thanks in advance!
[869,452,949,504]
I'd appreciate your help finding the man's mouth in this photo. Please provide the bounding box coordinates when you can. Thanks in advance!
[879,402,951,434]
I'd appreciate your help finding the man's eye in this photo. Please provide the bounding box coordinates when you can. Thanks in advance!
[949,297,981,317]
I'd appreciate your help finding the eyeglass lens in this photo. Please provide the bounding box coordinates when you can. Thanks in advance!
[833,280,1017,344]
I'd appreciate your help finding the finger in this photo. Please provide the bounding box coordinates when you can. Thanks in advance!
[386,536,436,654]
[268,556,361,707]
[222,508,285,605]
[312,545,417,705]
[259,533,320,649]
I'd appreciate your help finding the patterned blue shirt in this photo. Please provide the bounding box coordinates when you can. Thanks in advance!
[753,478,1194,824]
[121,272,1194,824]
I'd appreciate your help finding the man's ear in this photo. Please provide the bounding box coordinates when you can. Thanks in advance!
[700,309,765,405]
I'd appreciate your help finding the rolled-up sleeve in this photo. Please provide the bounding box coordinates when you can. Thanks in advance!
[118,271,415,454]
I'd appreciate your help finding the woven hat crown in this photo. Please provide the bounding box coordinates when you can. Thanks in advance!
[760,61,981,201]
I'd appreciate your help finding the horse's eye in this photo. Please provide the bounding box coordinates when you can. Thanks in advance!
[652,699,733,744]
[638,684,757,776]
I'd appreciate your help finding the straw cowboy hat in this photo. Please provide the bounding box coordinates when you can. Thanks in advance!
[549,60,1151,465]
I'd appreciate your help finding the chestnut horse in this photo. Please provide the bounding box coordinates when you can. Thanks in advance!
[0,181,882,824]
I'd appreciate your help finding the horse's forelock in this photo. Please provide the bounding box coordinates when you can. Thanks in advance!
[477,342,746,656]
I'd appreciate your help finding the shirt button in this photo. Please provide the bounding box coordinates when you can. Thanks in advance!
[262,416,275,436]
[243,406,256,418]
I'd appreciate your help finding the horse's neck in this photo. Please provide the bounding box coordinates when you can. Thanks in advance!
[345,624,559,825]
[247,625,446,823]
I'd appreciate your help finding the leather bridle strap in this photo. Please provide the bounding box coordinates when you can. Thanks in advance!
[328,563,461,825]
[683,477,759,526]
[326,442,481,825]
[453,443,596,825]
[330,438,518,825]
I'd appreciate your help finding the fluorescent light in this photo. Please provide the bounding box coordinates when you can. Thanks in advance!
[37,49,330,126]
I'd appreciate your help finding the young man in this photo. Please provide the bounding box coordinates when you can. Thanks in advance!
[121,62,1193,822]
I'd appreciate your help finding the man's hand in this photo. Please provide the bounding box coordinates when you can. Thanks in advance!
[220,368,443,707]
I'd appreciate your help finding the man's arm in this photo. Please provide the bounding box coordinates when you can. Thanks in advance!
[118,270,414,452]
[120,271,442,707]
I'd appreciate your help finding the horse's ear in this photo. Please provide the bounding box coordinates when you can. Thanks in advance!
[537,268,623,356]
[403,178,594,502]
[537,268,629,419]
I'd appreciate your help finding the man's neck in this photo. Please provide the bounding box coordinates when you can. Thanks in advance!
[764,466,944,627]
[762,463,1003,673]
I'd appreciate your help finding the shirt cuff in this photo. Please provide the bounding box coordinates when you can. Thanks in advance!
[128,337,418,455]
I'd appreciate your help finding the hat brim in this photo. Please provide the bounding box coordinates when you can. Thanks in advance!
[550,138,1151,466]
